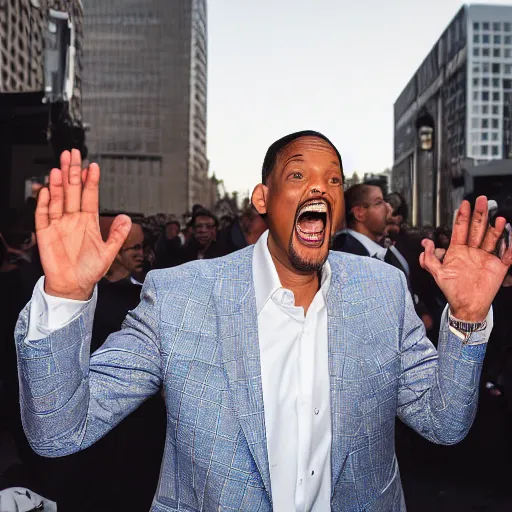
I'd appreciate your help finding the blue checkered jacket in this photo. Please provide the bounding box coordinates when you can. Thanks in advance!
[15,247,488,511]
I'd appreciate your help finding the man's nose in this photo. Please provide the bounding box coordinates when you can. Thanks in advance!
[310,184,327,195]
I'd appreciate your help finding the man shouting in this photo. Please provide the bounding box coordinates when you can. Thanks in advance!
[15,131,512,511]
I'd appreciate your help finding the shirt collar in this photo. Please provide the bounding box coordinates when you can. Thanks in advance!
[253,230,331,314]
[342,228,387,260]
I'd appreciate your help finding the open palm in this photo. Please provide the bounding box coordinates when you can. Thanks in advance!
[420,197,512,322]
[36,149,132,300]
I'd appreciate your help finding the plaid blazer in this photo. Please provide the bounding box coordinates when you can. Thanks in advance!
[15,247,488,511]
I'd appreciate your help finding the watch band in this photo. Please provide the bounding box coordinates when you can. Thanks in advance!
[448,311,487,343]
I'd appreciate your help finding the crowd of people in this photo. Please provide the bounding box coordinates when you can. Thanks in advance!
[0,163,511,510]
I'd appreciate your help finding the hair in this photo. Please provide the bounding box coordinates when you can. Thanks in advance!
[192,208,219,228]
[261,130,344,185]
[387,191,409,223]
[165,220,181,230]
[344,183,375,226]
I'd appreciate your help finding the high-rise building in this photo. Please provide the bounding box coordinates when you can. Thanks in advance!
[0,0,84,218]
[82,0,209,216]
[393,4,512,227]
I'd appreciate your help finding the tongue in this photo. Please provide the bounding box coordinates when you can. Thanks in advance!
[298,216,324,234]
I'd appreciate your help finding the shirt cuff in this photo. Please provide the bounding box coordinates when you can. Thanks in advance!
[445,305,493,345]
[26,276,97,341]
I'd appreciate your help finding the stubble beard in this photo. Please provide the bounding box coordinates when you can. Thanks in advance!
[288,234,332,273]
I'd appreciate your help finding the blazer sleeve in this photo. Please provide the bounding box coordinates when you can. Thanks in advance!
[15,273,163,457]
[396,272,490,445]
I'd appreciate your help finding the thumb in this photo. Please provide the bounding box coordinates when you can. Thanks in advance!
[104,214,132,260]
[419,238,442,277]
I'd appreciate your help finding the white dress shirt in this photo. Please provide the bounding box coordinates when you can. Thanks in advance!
[27,231,333,511]
[254,231,332,511]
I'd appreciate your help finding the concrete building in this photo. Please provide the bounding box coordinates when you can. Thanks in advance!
[0,0,84,220]
[393,4,512,228]
[82,0,209,216]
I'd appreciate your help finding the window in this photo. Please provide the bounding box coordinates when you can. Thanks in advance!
[472,118,479,128]
[504,78,512,88]
[482,119,489,128]
[483,34,490,44]
[481,146,489,155]
[483,78,490,86]
[473,105,479,114]
[482,91,489,101]
[494,22,501,31]
[483,47,490,56]
[482,105,489,114]
[471,133,479,142]
[506,36,512,44]
[492,63,500,74]
[472,145,480,156]
[494,48,501,57]
[483,22,490,31]
[473,77,479,86]
[492,119,499,129]
[492,105,500,115]
[506,49,512,58]
[482,132,489,141]
[474,34,480,43]
[492,146,499,156]
[506,64,512,74]
[473,91,479,100]
[483,63,490,73]
[493,78,500,87]
[474,47,480,56]
[505,23,512,32]
[474,22,480,30]
[494,35,501,44]
[473,65,480,74]
[493,91,500,101]
[492,132,499,141]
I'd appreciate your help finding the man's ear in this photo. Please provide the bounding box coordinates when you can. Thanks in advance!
[352,205,366,223]
[251,184,269,215]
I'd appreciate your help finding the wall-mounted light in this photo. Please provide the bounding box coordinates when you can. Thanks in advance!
[415,109,435,152]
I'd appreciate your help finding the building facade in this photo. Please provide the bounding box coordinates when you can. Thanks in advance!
[393,4,512,228]
[82,0,209,216]
[0,0,84,218]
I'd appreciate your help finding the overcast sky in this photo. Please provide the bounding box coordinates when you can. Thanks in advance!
[207,0,512,197]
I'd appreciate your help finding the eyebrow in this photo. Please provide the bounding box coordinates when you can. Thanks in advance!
[283,154,304,166]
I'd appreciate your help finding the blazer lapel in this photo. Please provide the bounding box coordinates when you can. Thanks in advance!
[214,249,272,500]
[327,254,368,495]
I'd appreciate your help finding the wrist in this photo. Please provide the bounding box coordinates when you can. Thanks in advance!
[448,307,488,323]
[44,283,94,302]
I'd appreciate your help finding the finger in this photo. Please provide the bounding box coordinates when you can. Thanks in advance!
[468,196,488,248]
[104,215,132,261]
[64,148,83,214]
[420,239,442,277]
[35,187,50,231]
[481,216,506,253]
[81,163,100,214]
[434,248,446,262]
[451,200,471,245]
[48,168,64,221]
[60,149,71,196]
[81,168,88,185]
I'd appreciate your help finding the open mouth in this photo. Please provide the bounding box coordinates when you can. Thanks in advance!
[295,200,328,248]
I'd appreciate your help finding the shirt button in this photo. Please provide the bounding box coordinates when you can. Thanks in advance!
[314,408,319,415]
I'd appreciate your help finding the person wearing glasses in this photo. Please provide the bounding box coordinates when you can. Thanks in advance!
[181,208,219,263]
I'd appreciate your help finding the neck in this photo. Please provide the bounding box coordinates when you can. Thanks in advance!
[267,236,320,314]
[349,223,380,243]
[106,264,130,283]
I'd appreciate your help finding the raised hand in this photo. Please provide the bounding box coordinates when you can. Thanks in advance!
[36,149,132,300]
[420,196,512,322]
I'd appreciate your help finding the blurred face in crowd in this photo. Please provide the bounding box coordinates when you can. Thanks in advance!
[194,215,216,247]
[352,185,392,240]
[165,222,180,240]
[252,136,344,272]
[115,224,145,274]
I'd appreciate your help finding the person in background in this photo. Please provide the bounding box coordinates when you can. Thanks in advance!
[154,220,183,269]
[214,204,268,257]
[180,208,219,262]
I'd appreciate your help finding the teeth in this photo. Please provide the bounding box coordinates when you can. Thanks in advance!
[298,201,327,216]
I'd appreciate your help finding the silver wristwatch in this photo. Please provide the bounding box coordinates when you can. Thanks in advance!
[448,311,487,343]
